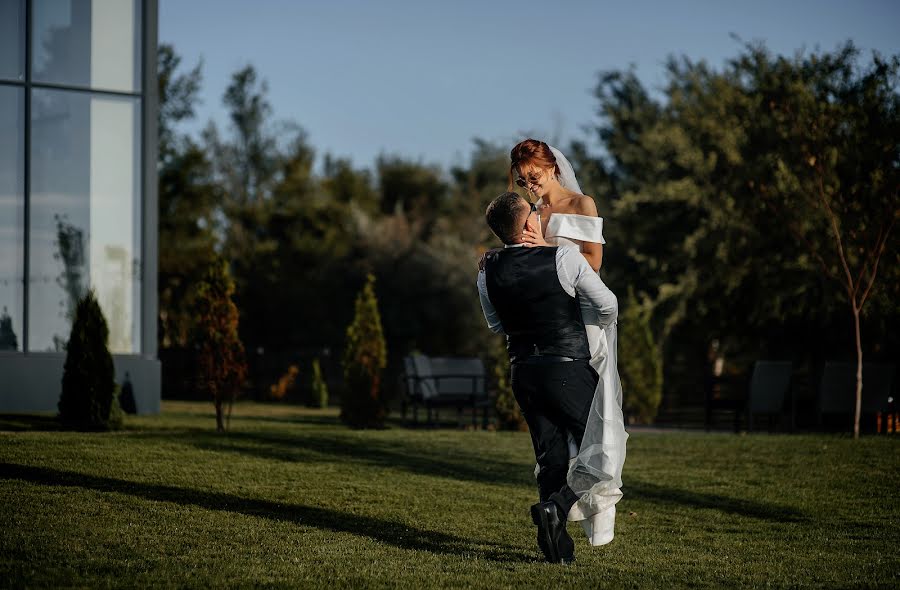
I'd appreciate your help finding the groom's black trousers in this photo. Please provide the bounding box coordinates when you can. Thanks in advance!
[510,358,598,513]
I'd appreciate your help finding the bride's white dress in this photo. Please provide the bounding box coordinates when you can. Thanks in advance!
[541,209,628,546]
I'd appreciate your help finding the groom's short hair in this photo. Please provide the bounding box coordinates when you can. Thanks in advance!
[486,192,525,245]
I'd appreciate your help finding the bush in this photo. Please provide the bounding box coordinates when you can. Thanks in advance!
[311,358,329,408]
[341,274,387,428]
[618,288,663,424]
[490,336,527,431]
[57,290,122,430]
[270,365,299,400]
[190,258,248,432]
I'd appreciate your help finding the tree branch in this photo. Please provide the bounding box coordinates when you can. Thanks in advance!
[816,168,855,301]
[859,213,897,308]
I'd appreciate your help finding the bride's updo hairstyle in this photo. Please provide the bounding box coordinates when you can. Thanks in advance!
[509,139,561,191]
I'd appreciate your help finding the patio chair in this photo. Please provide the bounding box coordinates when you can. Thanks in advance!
[746,361,793,432]
[401,354,490,427]
[818,362,896,429]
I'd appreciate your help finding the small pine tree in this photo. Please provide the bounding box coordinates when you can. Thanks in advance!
[58,290,122,430]
[490,336,527,431]
[0,307,17,351]
[311,358,329,408]
[618,288,663,424]
[341,274,387,428]
[190,259,247,432]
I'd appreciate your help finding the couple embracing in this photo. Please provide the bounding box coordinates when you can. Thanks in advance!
[477,139,627,564]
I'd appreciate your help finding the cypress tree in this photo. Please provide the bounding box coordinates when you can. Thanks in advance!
[58,290,121,430]
[311,358,329,409]
[341,274,387,428]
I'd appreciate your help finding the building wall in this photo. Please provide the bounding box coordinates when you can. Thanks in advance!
[0,0,159,414]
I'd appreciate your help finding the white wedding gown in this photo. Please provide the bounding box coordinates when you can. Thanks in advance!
[541,210,628,546]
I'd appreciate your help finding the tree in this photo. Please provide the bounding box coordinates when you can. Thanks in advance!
[489,336,526,431]
[311,358,329,409]
[618,289,663,424]
[190,259,248,432]
[156,44,218,349]
[0,307,17,351]
[747,45,900,437]
[341,274,387,428]
[58,291,121,430]
[583,44,900,423]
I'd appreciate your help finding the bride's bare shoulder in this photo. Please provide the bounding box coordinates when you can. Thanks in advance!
[571,194,599,217]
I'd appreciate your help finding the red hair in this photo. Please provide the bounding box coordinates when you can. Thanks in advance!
[508,139,560,191]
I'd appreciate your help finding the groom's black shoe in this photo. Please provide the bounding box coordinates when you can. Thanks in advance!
[530,501,575,564]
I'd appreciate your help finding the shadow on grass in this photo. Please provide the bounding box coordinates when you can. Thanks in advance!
[0,462,533,563]
[0,415,62,432]
[187,430,531,488]
[627,480,805,522]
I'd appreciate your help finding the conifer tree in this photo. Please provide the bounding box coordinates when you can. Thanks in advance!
[190,259,247,432]
[618,289,663,424]
[311,358,329,409]
[58,291,121,430]
[341,274,387,428]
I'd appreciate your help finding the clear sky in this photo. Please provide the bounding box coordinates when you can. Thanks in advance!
[160,0,900,171]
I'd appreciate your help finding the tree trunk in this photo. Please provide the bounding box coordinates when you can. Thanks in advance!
[852,306,863,440]
[215,399,224,432]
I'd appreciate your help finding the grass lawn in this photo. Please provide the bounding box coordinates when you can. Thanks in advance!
[1,401,898,588]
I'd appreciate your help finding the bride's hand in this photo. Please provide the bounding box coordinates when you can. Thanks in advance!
[522,219,549,247]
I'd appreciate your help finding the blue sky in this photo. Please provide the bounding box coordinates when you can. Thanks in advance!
[160,0,900,171]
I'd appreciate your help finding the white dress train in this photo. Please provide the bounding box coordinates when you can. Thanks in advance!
[542,212,628,546]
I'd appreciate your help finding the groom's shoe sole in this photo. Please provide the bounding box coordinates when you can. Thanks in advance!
[531,502,574,564]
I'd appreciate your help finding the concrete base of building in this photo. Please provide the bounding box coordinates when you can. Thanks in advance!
[0,354,161,415]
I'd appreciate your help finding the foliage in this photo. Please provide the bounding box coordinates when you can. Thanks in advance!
[618,289,663,424]
[341,274,387,428]
[489,336,526,431]
[57,290,121,430]
[157,45,218,349]
[582,43,900,414]
[269,365,299,401]
[311,358,329,408]
[190,259,248,432]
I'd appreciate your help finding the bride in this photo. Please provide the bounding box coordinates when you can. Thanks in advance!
[509,138,627,546]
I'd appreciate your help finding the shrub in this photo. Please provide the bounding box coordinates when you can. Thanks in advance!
[311,358,329,408]
[618,288,663,424]
[57,290,122,430]
[490,336,527,431]
[270,365,299,400]
[190,259,247,432]
[341,274,387,428]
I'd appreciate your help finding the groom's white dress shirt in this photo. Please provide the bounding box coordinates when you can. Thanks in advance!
[477,244,618,336]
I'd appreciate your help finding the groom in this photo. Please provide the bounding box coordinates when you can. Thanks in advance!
[477,192,618,563]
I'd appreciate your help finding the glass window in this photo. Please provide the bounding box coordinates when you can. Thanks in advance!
[0,0,26,81]
[29,88,141,353]
[0,86,24,351]
[32,0,141,93]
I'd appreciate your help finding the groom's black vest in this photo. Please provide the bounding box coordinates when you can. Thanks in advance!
[484,247,590,364]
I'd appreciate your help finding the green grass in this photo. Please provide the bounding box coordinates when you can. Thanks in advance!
[1,401,898,588]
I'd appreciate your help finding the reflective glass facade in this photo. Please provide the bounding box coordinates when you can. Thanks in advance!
[0,0,158,413]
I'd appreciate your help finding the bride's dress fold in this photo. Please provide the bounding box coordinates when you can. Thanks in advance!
[542,210,628,546]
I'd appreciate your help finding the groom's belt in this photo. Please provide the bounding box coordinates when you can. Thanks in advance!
[516,355,582,365]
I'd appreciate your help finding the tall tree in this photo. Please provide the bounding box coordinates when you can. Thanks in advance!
[745,44,900,437]
[583,44,900,423]
[156,44,218,348]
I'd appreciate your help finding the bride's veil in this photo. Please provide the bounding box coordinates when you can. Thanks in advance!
[549,145,583,195]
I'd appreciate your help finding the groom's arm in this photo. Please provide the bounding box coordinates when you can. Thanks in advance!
[556,246,618,328]
[477,271,505,334]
